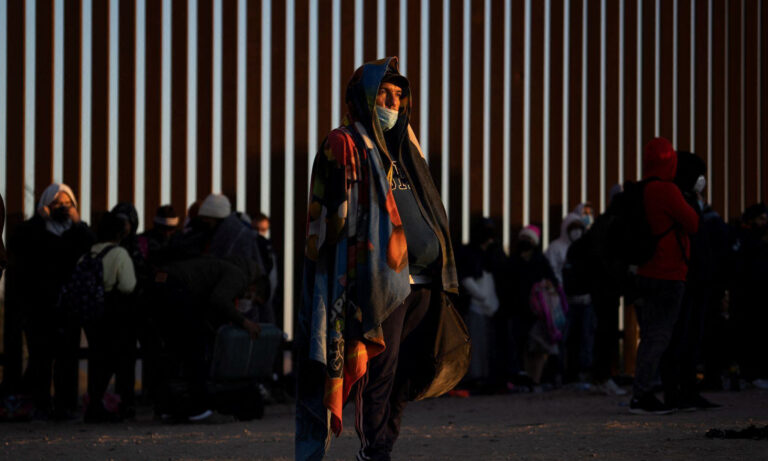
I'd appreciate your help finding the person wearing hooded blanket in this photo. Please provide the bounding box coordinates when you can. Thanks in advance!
[296,57,464,461]
[5,184,95,419]
[629,138,699,415]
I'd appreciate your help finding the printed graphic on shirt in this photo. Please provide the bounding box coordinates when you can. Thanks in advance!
[390,161,411,191]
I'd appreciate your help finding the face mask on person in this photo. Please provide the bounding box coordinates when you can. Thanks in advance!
[568,229,583,242]
[375,106,399,132]
[51,206,71,223]
[693,175,706,194]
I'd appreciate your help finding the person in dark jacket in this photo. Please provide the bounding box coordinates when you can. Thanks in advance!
[174,194,265,281]
[728,203,768,388]
[5,184,95,419]
[657,151,724,410]
[108,202,151,414]
[457,217,504,391]
[138,205,181,269]
[151,256,262,420]
[500,225,559,389]
[83,212,138,422]
[629,138,699,415]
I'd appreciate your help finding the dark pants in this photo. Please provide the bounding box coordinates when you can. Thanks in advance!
[23,320,81,413]
[85,294,137,410]
[152,279,213,416]
[632,276,685,398]
[660,279,709,403]
[563,302,596,380]
[359,286,431,461]
[592,292,621,382]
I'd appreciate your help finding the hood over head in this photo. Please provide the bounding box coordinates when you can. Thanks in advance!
[38,183,79,236]
[674,151,706,192]
[38,183,78,211]
[643,137,677,181]
[345,57,411,159]
[559,209,586,239]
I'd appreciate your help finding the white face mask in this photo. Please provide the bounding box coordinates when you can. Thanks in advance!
[694,175,706,194]
[568,229,583,242]
[375,105,399,132]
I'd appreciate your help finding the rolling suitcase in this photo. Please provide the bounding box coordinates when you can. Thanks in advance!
[209,323,284,420]
[210,323,284,380]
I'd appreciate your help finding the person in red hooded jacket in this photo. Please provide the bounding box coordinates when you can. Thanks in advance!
[629,138,699,415]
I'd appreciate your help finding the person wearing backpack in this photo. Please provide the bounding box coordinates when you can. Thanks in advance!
[5,183,95,420]
[629,138,699,415]
[81,211,137,422]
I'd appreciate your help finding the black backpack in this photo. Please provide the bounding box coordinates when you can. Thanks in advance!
[601,178,670,266]
[58,245,116,326]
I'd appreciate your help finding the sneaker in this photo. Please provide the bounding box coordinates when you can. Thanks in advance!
[187,409,213,422]
[688,394,721,410]
[596,379,628,396]
[629,394,676,415]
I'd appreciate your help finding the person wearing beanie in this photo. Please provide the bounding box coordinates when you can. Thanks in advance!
[175,193,266,297]
[629,138,699,415]
[198,194,232,220]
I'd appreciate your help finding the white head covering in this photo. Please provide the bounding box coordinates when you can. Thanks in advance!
[38,183,78,210]
[198,194,232,219]
[38,183,78,236]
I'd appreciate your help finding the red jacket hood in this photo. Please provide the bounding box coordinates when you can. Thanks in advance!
[643,137,677,181]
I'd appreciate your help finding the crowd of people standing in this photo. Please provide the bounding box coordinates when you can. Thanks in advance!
[0,187,278,422]
[0,138,766,424]
[457,138,768,414]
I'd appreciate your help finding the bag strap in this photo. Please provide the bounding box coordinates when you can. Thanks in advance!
[674,229,691,266]
[654,225,676,240]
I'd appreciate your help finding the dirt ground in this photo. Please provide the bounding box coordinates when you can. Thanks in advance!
[1,388,766,461]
